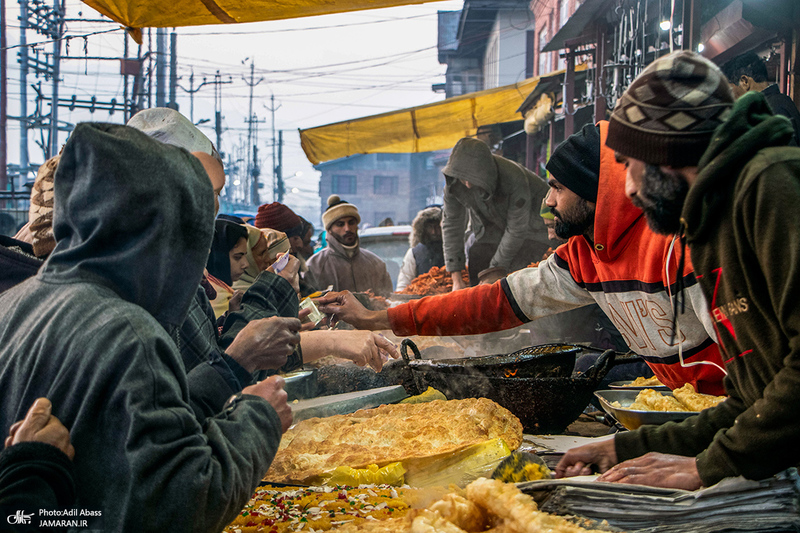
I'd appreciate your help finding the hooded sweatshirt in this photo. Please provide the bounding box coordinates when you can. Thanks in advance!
[396,206,444,291]
[389,121,726,394]
[307,234,394,297]
[441,138,551,273]
[615,91,800,486]
[0,124,282,532]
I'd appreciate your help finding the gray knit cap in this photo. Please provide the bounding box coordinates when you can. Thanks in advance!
[607,51,734,167]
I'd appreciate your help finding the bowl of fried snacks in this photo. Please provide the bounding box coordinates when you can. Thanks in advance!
[595,384,727,430]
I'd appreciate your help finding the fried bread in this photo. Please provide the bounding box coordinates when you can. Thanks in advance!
[265,398,523,485]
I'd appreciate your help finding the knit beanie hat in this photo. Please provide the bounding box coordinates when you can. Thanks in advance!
[606,51,734,167]
[546,123,600,202]
[255,202,304,237]
[321,195,360,230]
[29,154,60,258]
[260,228,291,261]
[127,107,221,164]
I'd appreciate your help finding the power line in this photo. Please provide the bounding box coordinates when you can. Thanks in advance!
[1,27,123,52]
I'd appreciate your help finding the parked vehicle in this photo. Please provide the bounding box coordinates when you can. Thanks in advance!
[358,225,412,290]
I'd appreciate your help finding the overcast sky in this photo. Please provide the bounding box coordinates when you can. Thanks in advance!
[4,0,463,223]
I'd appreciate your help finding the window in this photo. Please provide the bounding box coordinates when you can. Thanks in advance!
[373,175,398,195]
[332,174,357,195]
[538,28,549,75]
[559,0,570,29]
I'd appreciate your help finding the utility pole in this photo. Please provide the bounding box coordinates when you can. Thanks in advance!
[178,69,231,125]
[214,71,225,156]
[17,0,30,180]
[48,0,64,158]
[168,31,177,110]
[1,0,7,195]
[242,60,263,206]
[155,28,166,107]
[276,130,284,202]
[265,93,281,203]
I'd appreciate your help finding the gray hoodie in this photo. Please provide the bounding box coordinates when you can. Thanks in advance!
[441,138,550,273]
[0,124,281,532]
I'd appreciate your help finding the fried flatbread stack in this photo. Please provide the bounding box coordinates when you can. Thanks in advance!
[672,383,726,411]
[621,384,726,412]
[265,398,523,485]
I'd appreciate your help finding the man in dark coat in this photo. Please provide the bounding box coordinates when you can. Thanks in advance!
[0,123,291,532]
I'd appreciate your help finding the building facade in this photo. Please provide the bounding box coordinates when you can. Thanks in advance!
[315,151,447,228]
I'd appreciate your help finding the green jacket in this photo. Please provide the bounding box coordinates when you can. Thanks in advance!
[615,92,800,486]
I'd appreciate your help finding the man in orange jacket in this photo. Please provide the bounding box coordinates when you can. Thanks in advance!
[318,122,726,395]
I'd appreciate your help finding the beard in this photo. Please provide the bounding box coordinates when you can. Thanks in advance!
[552,199,595,239]
[631,165,690,235]
[332,231,358,246]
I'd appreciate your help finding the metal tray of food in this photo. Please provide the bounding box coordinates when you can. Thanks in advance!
[608,380,670,391]
[594,390,698,430]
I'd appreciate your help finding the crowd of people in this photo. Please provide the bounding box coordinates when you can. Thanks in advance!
[0,48,799,530]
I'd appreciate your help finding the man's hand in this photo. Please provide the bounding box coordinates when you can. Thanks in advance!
[450,271,467,291]
[555,437,618,479]
[331,330,399,371]
[597,452,703,490]
[5,398,75,460]
[315,291,390,330]
[229,290,244,313]
[226,316,303,372]
[243,376,292,433]
[268,253,300,294]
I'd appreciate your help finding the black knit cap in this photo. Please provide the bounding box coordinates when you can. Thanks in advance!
[546,122,600,203]
[606,51,734,167]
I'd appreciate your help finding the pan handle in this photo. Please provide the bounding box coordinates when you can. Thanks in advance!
[584,349,617,382]
[400,339,422,362]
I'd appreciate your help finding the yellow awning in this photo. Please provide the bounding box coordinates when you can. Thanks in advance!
[82,0,449,32]
[300,77,541,165]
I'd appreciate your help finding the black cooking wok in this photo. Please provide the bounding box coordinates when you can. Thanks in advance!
[401,339,616,433]
[402,341,582,379]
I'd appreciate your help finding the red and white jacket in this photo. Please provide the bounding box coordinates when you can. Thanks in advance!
[388,121,726,395]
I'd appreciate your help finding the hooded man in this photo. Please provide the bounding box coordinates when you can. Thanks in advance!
[306,195,393,297]
[396,206,445,291]
[441,137,551,288]
[0,123,291,531]
[558,51,800,491]
[125,108,304,406]
[317,121,726,396]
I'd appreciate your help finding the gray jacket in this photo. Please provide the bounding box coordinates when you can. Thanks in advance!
[441,138,550,272]
[0,124,281,532]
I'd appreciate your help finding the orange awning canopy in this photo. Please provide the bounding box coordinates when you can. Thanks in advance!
[82,0,450,40]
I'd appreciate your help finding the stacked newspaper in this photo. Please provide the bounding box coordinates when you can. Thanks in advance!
[521,469,800,532]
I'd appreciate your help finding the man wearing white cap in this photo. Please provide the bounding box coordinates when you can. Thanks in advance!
[307,195,393,297]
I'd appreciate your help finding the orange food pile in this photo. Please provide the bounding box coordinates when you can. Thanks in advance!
[399,266,469,295]
[362,289,389,310]
[224,484,413,532]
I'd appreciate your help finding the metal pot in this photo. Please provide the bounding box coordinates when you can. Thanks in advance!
[402,339,616,433]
